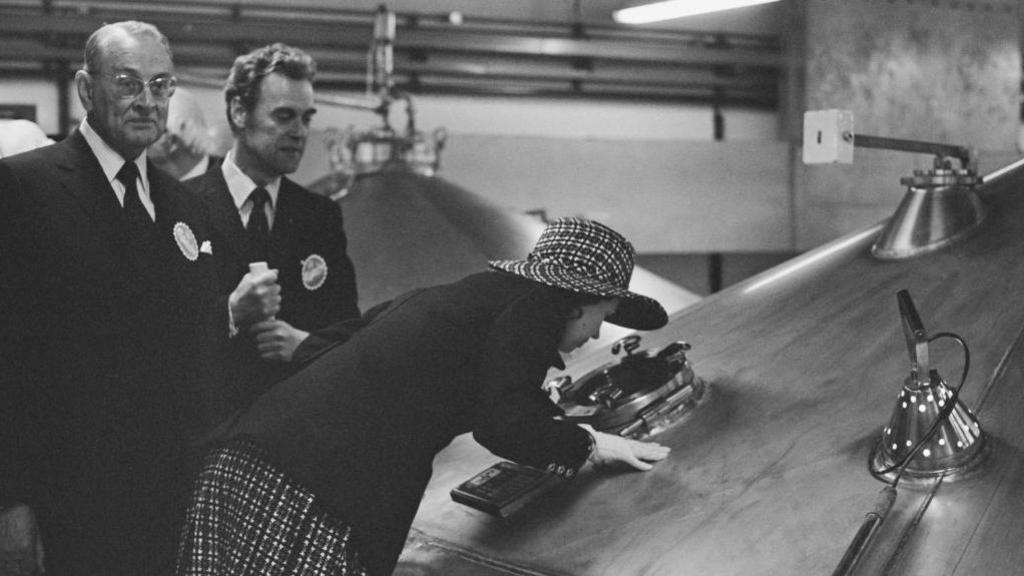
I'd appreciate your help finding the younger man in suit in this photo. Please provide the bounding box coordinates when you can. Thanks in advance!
[185,43,360,398]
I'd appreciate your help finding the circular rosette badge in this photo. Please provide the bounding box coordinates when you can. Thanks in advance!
[301,254,328,291]
[173,222,199,261]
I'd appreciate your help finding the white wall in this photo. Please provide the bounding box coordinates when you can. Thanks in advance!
[301,92,787,253]
[0,77,777,143]
[314,93,777,142]
[0,79,63,134]
[171,85,776,143]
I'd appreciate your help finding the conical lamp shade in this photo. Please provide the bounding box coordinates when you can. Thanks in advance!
[873,370,985,478]
[871,172,986,260]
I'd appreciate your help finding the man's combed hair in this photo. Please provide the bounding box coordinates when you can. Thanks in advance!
[224,43,316,132]
[83,20,172,74]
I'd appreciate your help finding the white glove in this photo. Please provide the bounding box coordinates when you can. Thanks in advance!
[580,424,671,471]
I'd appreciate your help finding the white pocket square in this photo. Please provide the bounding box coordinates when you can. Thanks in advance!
[200,240,213,254]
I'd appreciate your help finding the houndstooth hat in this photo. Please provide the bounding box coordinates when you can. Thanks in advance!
[489,217,667,330]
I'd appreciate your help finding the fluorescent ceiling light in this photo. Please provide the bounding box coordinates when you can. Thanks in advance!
[613,0,781,24]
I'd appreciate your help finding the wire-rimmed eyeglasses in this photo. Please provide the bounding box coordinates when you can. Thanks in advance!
[93,72,177,100]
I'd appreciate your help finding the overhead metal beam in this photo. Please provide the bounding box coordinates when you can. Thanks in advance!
[0,2,781,106]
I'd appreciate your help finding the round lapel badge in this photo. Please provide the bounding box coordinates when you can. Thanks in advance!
[173,222,199,262]
[301,254,328,291]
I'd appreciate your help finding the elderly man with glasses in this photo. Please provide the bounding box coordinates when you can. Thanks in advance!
[0,20,279,576]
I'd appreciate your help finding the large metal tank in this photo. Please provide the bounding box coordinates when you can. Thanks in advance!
[389,156,1024,575]
[326,167,542,311]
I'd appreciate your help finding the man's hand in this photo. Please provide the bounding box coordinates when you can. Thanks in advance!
[580,424,671,471]
[228,268,281,328]
[250,319,310,362]
[0,504,44,576]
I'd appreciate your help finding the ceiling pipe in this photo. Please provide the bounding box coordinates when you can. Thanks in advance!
[0,3,781,106]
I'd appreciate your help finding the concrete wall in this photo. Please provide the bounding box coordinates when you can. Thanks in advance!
[790,0,1021,248]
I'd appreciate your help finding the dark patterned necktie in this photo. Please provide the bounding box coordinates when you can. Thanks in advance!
[116,160,164,306]
[247,186,271,260]
[117,161,153,234]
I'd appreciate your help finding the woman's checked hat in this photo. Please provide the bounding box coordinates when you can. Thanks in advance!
[490,217,668,330]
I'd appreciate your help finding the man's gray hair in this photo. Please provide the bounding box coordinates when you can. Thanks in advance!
[83,20,172,74]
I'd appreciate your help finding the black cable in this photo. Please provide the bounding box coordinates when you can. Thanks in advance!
[836,333,971,575]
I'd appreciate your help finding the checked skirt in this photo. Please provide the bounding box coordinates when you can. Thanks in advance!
[176,439,369,576]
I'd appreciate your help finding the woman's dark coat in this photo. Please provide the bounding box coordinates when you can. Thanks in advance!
[222,270,594,575]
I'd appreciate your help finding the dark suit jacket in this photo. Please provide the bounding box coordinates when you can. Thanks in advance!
[223,271,595,576]
[0,130,230,576]
[184,168,359,399]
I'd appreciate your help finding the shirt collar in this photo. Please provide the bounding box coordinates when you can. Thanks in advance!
[79,118,149,197]
[222,149,281,210]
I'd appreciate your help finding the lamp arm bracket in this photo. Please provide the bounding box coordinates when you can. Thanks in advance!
[847,133,976,172]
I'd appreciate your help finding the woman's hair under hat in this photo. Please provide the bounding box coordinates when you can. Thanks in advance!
[489,217,668,330]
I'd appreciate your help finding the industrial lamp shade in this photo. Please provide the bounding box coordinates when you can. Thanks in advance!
[871,169,986,259]
[872,370,986,478]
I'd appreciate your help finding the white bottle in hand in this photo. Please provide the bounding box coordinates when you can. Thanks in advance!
[249,261,276,320]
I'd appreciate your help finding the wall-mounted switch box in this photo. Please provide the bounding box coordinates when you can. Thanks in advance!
[802,109,854,164]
